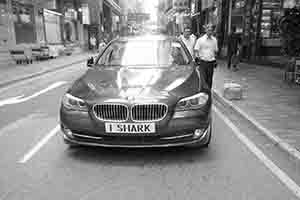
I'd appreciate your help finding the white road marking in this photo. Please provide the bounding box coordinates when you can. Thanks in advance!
[213,106,300,199]
[0,81,67,107]
[0,95,24,106]
[18,125,60,163]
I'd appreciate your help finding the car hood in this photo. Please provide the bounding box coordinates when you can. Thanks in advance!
[68,65,201,103]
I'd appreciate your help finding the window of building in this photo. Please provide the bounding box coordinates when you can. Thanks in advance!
[12,0,36,44]
[0,2,8,26]
[233,0,246,9]
[260,0,282,38]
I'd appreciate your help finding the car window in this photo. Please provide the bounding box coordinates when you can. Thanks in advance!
[97,39,190,67]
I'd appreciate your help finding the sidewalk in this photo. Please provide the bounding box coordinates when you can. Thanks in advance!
[0,52,94,87]
[213,60,300,154]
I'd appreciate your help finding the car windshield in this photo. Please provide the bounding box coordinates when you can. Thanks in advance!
[96,39,190,67]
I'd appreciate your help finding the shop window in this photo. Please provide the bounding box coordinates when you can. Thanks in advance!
[233,0,246,9]
[0,3,8,26]
[283,0,299,8]
[12,1,36,44]
[260,0,282,38]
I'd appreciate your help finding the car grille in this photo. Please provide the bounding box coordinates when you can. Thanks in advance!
[93,104,128,122]
[132,104,168,122]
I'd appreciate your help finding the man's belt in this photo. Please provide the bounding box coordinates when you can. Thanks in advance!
[199,59,216,63]
[195,57,216,64]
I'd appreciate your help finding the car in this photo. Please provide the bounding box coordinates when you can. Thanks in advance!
[60,35,212,148]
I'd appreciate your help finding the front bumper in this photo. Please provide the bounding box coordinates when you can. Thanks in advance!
[60,104,211,148]
[62,124,211,148]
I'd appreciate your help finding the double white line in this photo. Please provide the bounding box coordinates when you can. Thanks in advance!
[213,106,300,199]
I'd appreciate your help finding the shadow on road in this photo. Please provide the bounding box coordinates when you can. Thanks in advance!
[64,146,216,167]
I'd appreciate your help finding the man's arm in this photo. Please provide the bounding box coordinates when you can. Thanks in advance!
[194,38,200,58]
[194,50,199,59]
[214,37,219,55]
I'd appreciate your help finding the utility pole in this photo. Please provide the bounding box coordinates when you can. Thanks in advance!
[197,0,201,35]
[228,0,232,35]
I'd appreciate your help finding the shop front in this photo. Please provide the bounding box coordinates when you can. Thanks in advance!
[63,8,78,43]
[44,9,62,44]
[201,0,217,26]
[103,0,121,38]
[256,0,282,59]
[228,0,285,60]
[0,0,13,48]
[12,0,36,44]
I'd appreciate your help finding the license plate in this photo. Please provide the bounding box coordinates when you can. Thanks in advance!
[105,123,155,133]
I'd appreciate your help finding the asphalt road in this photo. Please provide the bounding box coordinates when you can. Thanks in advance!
[0,62,299,200]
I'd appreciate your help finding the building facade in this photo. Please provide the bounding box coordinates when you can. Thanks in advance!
[222,0,299,61]
[0,0,123,64]
[160,0,192,36]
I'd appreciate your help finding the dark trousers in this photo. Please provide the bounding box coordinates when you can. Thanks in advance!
[227,53,233,69]
[227,51,238,69]
[199,60,216,89]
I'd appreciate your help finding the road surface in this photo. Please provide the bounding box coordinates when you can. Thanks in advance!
[0,61,299,200]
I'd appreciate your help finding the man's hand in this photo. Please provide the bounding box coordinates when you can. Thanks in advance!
[214,62,218,69]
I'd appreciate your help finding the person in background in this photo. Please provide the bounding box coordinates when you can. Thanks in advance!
[194,24,218,89]
[98,38,107,53]
[179,27,196,58]
[89,34,97,52]
[171,46,186,65]
[227,26,241,70]
[231,39,242,71]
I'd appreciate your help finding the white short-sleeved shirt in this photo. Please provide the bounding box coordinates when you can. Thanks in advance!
[90,37,96,46]
[194,34,218,61]
[179,35,196,58]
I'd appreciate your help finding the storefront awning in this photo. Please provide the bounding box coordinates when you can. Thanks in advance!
[104,0,121,15]
[44,8,62,16]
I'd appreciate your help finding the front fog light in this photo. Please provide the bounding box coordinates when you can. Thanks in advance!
[194,129,204,138]
[61,125,73,137]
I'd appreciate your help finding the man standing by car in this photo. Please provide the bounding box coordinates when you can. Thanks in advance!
[179,27,196,58]
[194,24,218,89]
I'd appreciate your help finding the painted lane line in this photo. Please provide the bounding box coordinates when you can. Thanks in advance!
[18,81,67,102]
[0,81,67,107]
[213,105,300,199]
[0,95,25,106]
[19,125,60,163]
[212,89,300,161]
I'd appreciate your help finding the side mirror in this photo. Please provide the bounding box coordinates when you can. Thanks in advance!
[87,57,94,67]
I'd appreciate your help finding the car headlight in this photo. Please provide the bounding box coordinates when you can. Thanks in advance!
[175,92,209,111]
[62,93,88,111]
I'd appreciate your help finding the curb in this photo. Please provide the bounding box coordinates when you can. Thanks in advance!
[0,59,86,89]
[212,89,300,161]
